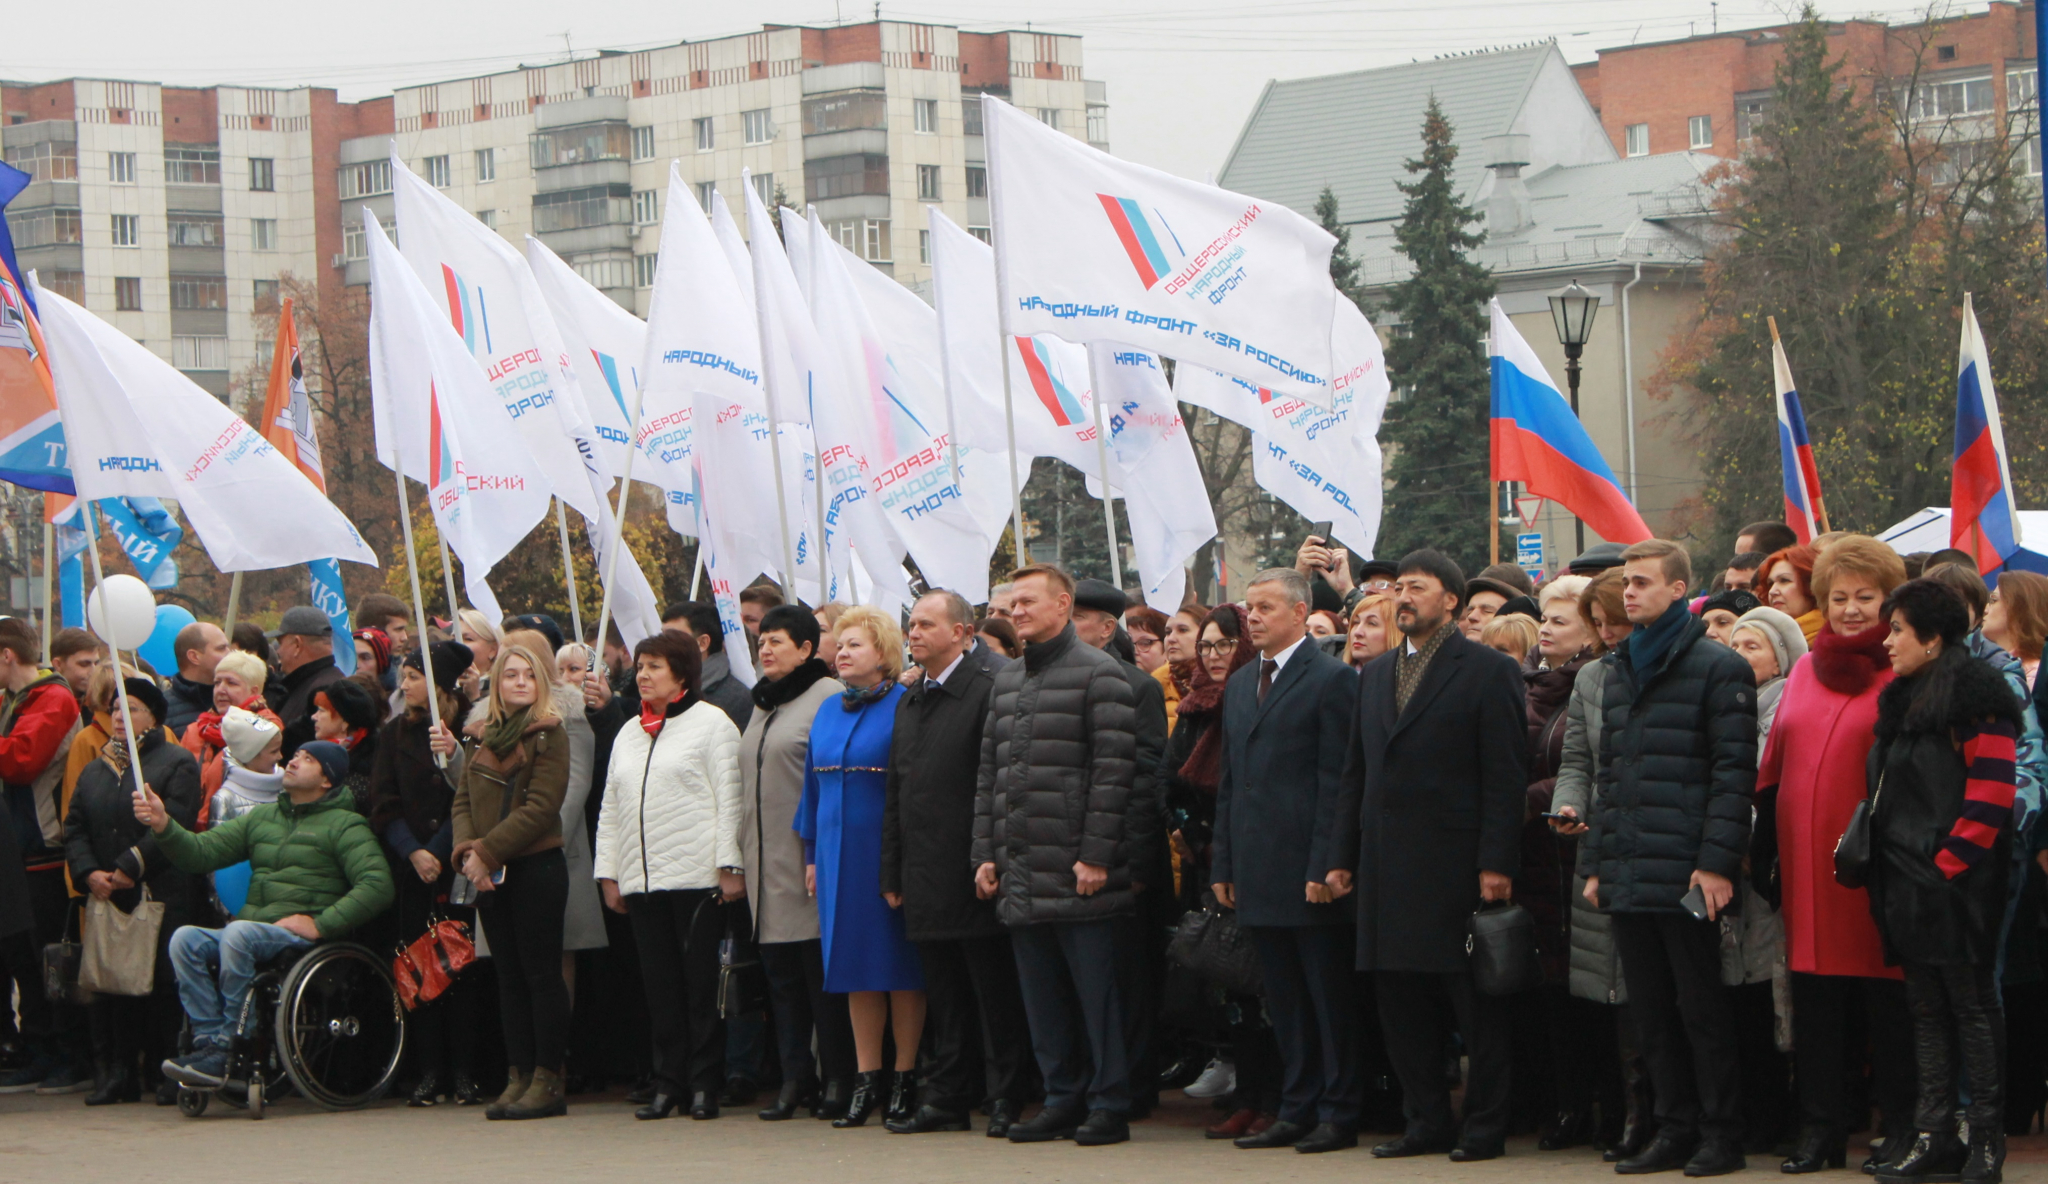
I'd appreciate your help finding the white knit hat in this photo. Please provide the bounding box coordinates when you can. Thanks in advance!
[1731,606,1809,677]
[221,706,280,766]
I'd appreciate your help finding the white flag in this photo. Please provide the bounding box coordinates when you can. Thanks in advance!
[1087,345,1215,610]
[695,521,759,691]
[983,94,1339,403]
[34,284,376,572]
[366,211,550,621]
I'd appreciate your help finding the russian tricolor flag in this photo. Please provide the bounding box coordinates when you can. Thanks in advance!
[1489,300,1651,545]
[1771,328,1825,544]
[1951,293,2022,573]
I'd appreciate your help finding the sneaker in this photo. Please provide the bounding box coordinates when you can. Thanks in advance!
[0,1058,49,1094]
[162,1048,230,1089]
[34,1061,92,1095]
[1183,1058,1236,1100]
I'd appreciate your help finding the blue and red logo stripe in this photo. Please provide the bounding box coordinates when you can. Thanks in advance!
[440,263,490,355]
[428,383,455,489]
[1097,194,1172,290]
[1013,337,1087,427]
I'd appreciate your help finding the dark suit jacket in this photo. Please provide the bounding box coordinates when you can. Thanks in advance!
[1117,656,1169,888]
[882,654,1005,942]
[1212,640,1359,928]
[1334,629,1529,973]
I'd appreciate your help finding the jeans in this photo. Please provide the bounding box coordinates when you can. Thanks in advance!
[1010,919,1130,1115]
[168,922,312,1049]
[477,849,571,1072]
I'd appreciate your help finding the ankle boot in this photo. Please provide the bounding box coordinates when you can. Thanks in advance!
[833,1070,884,1128]
[1606,1054,1657,1163]
[1539,1109,1593,1151]
[886,1068,918,1123]
[759,1076,819,1121]
[85,1062,137,1106]
[485,1067,531,1120]
[1960,1127,2005,1184]
[1876,1131,1967,1181]
[814,1076,852,1120]
[504,1066,567,1120]
[1782,1126,1848,1174]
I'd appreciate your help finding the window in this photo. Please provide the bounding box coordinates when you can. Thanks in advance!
[750,172,774,208]
[913,98,938,134]
[962,99,984,137]
[1624,123,1649,157]
[43,270,83,303]
[167,215,223,247]
[252,279,279,310]
[111,214,140,247]
[827,217,891,262]
[631,126,656,161]
[530,184,632,233]
[2008,68,2039,112]
[172,336,228,370]
[632,189,659,225]
[114,277,143,311]
[1937,44,1957,62]
[475,148,496,182]
[1036,108,1059,129]
[1688,115,1713,150]
[529,122,630,168]
[968,226,991,244]
[11,209,82,248]
[476,208,497,229]
[2,141,76,182]
[109,152,135,184]
[251,218,277,251]
[635,252,659,287]
[1087,107,1108,145]
[169,274,226,310]
[802,91,887,136]
[342,224,367,260]
[696,181,715,212]
[341,160,392,199]
[804,154,890,200]
[249,157,274,191]
[423,155,451,188]
[743,108,774,145]
[1736,93,1773,140]
[164,145,221,185]
[919,228,930,264]
[694,117,715,152]
[917,164,941,201]
[1907,74,1995,121]
[966,165,987,198]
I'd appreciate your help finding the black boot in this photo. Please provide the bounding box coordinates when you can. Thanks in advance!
[84,1062,137,1106]
[451,1071,483,1106]
[1960,1127,2005,1184]
[1876,1132,1967,1183]
[886,1068,918,1124]
[814,1076,852,1120]
[758,1076,818,1121]
[408,1071,442,1107]
[1783,1126,1847,1174]
[1606,1052,1658,1163]
[833,1071,884,1128]
[1539,1109,1593,1151]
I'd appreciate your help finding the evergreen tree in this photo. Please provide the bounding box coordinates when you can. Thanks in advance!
[1377,98,1496,570]
[1316,185,1364,308]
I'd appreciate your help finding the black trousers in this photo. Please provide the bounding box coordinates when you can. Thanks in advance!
[88,987,180,1083]
[1377,969,1511,1145]
[628,887,727,1093]
[1010,919,1129,1115]
[1549,990,1622,1122]
[1120,878,1175,1104]
[1248,924,1360,1127]
[1902,960,2004,1133]
[392,875,481,1082]
[1789,972,1913,1136]
[1611,912,1741,1142]
[24,867,85,1062]
[917,933,1031,1112]
[760,938,855,1087]
[477,849,570,1072]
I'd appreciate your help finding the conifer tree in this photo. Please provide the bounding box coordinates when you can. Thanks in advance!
[1316,185,1364,308]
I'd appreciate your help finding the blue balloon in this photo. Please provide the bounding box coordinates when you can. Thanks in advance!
[137,603,196,677]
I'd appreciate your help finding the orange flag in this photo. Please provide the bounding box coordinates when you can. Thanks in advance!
[258,298,324,491]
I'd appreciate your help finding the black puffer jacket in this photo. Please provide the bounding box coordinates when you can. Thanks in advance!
[1580,612,1757,913]
[972,623,1138,926]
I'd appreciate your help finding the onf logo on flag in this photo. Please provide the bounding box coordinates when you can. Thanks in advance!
[1097,194,1180,290]
[440,263,492,356]
[1012,337,1088,427]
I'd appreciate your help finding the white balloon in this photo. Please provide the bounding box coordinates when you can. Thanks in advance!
[87,574,158,650]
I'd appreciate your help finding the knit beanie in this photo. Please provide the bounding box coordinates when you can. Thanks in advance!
[296,739,350,789]
[1731,605,1810,676]
[221,706,281,766]
[403,639,474,695]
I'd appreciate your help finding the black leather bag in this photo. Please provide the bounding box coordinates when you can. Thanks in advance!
[1167,895,1263,997]
[1833,775,1880,890]
[41,898,86,1005]
[1467,901,1541,997]
[716,902,767,1020]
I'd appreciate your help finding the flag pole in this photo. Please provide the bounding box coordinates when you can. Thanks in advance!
[553,499,584,644]
[689,543,704,601]
[592,380,648,665]
[40,522,52,664]
[926,208,966,496]
[82,504,146,794]
[745,172,800,608]
[1490,481,1500,568]
[223,571,244,635]
[1769,316,1831,536]
[1086,348,1124,589]
[392,469,446,765]
[982,95,1029,565]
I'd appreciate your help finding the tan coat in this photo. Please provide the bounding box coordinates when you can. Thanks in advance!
[737,672,842,944]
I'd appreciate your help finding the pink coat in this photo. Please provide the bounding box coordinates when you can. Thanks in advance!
[1758,655,1900,980]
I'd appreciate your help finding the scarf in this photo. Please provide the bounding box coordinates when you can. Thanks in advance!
[1628,599,1692,679]
[193,692,266,753]
[1167,658,1196,699]
[1811,620,1891,696]
[753,658,831,711]
[639,693,695,737]
[1396,620,1458,713]
[840,679,894,711]
[102,726,159,779]
[1175,604,1253,793]
[480,706,533,759]
[1796,607,1825,645]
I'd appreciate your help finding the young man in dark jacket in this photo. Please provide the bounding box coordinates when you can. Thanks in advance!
[882,590,1030,1137]
[972,565,1138,1146]
[1580,539,1757,1177]
[163,621,229,735]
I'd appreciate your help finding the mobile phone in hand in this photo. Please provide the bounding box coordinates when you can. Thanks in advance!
[1308,521,1335,569]
[1680,883,1710,922]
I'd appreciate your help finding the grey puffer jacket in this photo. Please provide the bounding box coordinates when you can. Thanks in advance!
[1553,660,1623,1004]
[971,623,1138,926]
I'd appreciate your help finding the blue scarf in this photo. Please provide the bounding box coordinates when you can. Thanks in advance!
[839,679,893,711]
[1628,599,1693,679]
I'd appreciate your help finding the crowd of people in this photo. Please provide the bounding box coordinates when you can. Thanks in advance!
[1,520,2043,1182]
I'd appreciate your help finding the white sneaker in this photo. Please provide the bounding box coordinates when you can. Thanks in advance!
[1182,1057,1236,1099]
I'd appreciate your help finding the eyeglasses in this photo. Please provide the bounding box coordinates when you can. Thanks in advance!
[1196,640,1237,656]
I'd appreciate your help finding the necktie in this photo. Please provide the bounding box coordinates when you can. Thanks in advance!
[1258,658,1277,703]
[925,678,941,696]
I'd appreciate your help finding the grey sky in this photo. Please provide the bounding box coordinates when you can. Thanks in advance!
[4,0,1969,179]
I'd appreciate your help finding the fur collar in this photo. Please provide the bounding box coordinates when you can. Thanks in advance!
[1874,646,2024,742]
[753,658,831,711]
[1811,621,1891,695]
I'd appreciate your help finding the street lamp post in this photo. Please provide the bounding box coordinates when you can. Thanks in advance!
[1547,278,1600,555]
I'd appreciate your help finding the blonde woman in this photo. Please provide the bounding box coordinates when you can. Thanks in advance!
[797,605,924,1127]
[456,608,504,704]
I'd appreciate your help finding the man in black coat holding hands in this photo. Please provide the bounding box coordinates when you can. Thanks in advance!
[1213,568,1362,1153]
[881,590,1030,1137]
[1332,549,1527,1163]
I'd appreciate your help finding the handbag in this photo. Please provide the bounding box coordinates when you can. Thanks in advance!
[1166,894,1264,997]
[716,903,766,1020]
[1833,772,1881,890]
[1467,901,1541,997]
[392,914,476,1011]
[41,898,86,1005]
[78,886,164,997]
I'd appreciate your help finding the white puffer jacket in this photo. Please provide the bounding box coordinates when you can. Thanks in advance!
[594,700,742,895]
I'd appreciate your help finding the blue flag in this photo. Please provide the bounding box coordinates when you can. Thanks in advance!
[309,559,354,674]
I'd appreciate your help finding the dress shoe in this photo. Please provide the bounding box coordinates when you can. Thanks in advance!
[84,1067,139,1106]
[833,1071,884,1128]
[759,1077,819,1121]
[408,1072,443,1107]
[1451,1140,1506,1162]
[624,1074,658,1106]
[1961,1126,2005,1184]
[1235,1118,1311,1148]
[1074,1109,1130,1146]
[1684,1139,1746,1177]
[718,1076,757,1107]
[690,1089,719,1119]
[1206,1107,1260,1140]
[1249,1112,1278,1134]
[1617,1131,1702,1175]
[635,1091,681,1120]
[1875,1131,1966,1183]
[1008,1104,1086,1143]
[985,1097,1019,1138]
[887,1103,971,1133]
[1297,1123,1359,1154]
[1782,1127,1848,1174]
[814,1077,852,1120]
[886,1068,918,1123]
[1374,1132,1458,1158]
[1541,1110,1596,1151]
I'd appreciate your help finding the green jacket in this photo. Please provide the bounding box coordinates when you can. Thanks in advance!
[157,783,393,939]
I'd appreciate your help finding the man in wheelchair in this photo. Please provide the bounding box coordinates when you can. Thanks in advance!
[130,740,392,1087]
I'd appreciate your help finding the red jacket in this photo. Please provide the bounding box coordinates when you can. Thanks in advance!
[2,674,83,861]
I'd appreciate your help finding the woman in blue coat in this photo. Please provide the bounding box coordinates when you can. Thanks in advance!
[798,605,925,1129]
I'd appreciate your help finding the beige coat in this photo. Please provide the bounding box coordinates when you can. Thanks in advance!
[737,672,842,944]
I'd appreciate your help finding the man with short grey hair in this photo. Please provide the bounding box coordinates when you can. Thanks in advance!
[1213,568,1362,1152]
[264,606,342,760]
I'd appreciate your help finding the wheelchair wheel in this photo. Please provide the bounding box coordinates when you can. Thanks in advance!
[177,1087,208,1117]
[247,1077,264,1119]
[272,942,404,1110]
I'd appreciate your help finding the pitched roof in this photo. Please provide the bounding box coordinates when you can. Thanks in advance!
[1217,44,1559,225]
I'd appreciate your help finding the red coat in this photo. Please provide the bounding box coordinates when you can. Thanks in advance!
[1758,652,1899,979]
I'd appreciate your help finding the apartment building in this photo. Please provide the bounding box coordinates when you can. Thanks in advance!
[1574,1,2039,174]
